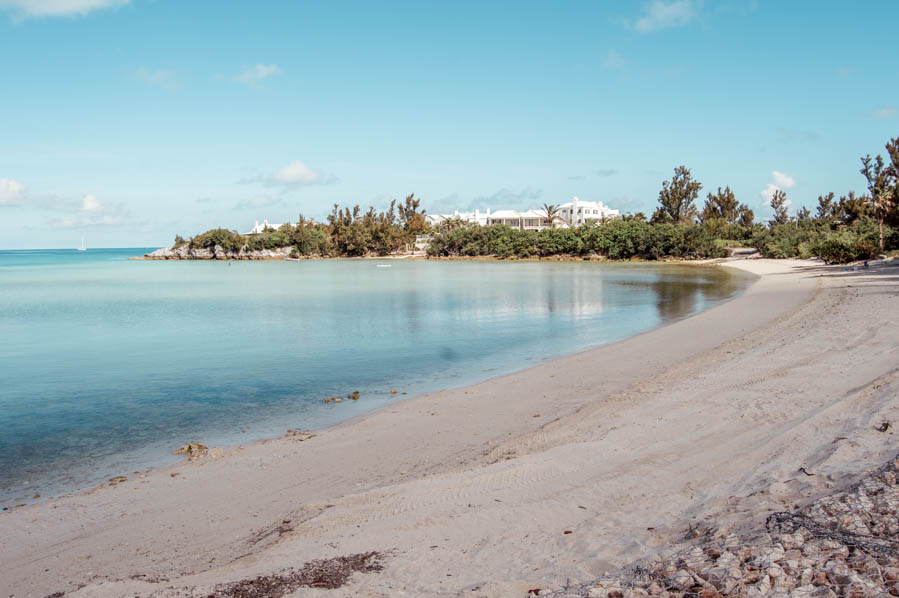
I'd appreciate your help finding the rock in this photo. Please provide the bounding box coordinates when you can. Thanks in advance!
[284,430,316,442]
[173,441,209,460]
[108,476,128,484]
[672,570,693,590]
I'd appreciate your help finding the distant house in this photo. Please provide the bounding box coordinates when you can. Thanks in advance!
[487,209,554,231]
[557,197,619,226]
[426,196,618,231]
[426,209,493,227]
[245,219,286,235]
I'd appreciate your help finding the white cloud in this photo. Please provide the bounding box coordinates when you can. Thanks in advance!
[0,178,26,206]
[50,213,125,229]
[0,0,128,18]
[234,63,281,86]
[633,0,697,33]
[135,67,178,91]
[760,170,795,204]
[270,160,321,186]
[601,49,627,70]
[49,194,128,229]
[81,193,101,211]
[869,104,896,120]
[771,170,795,190]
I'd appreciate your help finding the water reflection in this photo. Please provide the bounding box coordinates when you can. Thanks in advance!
[0,255,753,505]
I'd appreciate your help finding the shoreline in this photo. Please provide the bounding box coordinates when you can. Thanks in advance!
[2,258,897,597]
[0,260,752,511]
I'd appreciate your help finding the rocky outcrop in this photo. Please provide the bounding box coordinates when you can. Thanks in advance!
[142,244,295,260]
[539,455,899,598]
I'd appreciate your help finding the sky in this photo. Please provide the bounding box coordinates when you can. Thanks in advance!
[0,0,897,249]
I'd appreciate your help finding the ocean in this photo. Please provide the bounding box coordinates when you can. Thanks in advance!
[0,249,754,506]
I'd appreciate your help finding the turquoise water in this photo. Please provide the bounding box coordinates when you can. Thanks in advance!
[0,249,754,506]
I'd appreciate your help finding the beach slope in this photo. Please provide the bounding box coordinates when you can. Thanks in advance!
[1,259,897,598]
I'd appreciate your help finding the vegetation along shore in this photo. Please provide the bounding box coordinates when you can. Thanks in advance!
[145,136,899,265]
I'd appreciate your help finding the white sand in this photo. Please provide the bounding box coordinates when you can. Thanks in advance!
[1,259,897,598]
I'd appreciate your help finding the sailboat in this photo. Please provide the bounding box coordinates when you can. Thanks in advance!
[77,236,87,251]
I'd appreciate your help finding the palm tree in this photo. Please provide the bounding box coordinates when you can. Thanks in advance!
[543,203,560,229]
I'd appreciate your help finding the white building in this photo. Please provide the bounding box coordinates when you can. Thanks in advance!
[245,219,286,235]
[426,209,492,227]
[557,197,619,226]
[427,208,561,231]
[487,209,556,231]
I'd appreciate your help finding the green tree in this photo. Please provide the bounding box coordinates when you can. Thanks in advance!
[542,203,560,228]
[815,192,837,223]
[656,166,701,224]
[860,153,890,251]
[398,193,427,236]
[769,190,790,225]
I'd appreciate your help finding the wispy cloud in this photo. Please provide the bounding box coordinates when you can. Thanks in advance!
[776,128,820,143]
[0,178,26,206]
[242,160,337,189]
[0,0,128,18]
[135,67,178,91]
[472,187,543,210]
[46,193,130,229]
[234,195,282,210]
[869,104,896,120]
[601,49,627,70]
[760,170,796,204]
[631,0,698,33]
[836,66,852,79]
[234,63,281,86]
[594,169,619,177]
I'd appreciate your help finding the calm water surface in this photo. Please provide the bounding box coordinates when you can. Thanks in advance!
[0,249,754,505]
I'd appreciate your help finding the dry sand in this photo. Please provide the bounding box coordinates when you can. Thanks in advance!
[1,258,897,598]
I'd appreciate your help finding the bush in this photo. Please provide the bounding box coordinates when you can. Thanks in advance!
[189,228,244,251]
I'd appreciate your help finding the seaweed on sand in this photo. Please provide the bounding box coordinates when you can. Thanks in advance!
[205,551,385,597]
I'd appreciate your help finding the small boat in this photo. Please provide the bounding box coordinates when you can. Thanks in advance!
[375,264,392,268]
[285,257,301,261]
[76,237,87,252]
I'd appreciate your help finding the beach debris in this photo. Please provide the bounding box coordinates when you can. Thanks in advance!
[876,421,892,432]
[563,530,573,535]
[108,476,128,485]
[347,391,360,401]
[208,551,385,596]
[173,441,209,460]
[284,429,316,442]
[170,473,180,478]
[533,414,541,418]
[798,466,816,476]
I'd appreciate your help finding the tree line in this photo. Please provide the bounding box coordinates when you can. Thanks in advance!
[178,135,899,263]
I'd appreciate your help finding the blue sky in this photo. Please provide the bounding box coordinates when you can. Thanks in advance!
[1,0,897,248]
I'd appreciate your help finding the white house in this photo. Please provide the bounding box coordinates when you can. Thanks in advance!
[426,197,618,231]
[245,219,286,235]
[426,209,493,227]
[557,197,619,226]
[487,209,556,231]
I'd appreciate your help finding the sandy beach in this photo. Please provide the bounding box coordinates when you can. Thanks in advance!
[1,258,897,598]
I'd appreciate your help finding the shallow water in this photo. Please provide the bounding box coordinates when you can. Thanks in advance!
[0,249,754,506]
